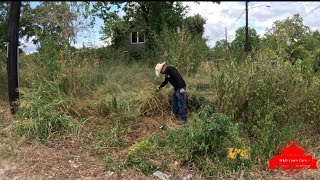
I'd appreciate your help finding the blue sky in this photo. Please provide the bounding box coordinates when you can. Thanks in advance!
[21,2,122,53]
[21,1,320,54]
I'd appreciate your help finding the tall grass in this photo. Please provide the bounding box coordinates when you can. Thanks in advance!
[0,51,8,101]
[6,37,320,179]
[213,49,320,163]
[93,61,214,118]
[16,79,84,142]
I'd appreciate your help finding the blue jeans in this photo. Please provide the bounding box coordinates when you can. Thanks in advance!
[172,88,187,121]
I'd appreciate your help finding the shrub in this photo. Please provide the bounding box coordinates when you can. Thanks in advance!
[152,27,209,76]
[173,106,242,161]
[213,52,320,162]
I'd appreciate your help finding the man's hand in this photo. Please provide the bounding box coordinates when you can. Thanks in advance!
[155,86,161,92]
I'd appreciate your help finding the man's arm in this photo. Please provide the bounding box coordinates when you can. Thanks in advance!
[159,76,169,88]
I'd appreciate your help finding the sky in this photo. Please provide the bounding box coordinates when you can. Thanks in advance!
[20,1,320,54]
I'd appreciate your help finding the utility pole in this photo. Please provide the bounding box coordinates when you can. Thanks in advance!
[245,1,249,53]
[7,1,21,114]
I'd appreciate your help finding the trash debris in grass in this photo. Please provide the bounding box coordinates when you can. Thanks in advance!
[153,170,171,180]
[182,173,193,180]
[68,160,79,168]
[104,171,114,177]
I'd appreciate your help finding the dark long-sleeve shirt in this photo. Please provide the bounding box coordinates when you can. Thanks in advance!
[160,66,186,90]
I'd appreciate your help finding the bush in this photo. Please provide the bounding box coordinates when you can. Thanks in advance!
[152,27,209,76]
[213,52,320,162]
[129,46,147,61]
[168,105,242,161]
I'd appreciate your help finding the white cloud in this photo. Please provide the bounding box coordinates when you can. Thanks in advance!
[20,36,38,54]
[183,1,320,47]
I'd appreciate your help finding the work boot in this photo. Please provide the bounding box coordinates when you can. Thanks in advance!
[177,119,187,125]
[171,113,179,120]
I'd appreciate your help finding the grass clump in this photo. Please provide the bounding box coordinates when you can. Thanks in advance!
[15,79,84,142]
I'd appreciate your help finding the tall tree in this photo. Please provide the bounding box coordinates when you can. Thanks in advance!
[183,13,206,38]
[95,1,187,33]
[211,39,229,59]
[229,26,260,61]
[20,2,94,49]
[22,2,77,47]
[263,13,311,64]
[0,2,10,51]
[0,1,32,51]
[95,2,188,49]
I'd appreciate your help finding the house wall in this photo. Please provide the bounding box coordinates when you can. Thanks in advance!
[120,33,146,52]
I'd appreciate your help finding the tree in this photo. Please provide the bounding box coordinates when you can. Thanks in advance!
[21,2,77,47]
[211,39,229,60]
[183,13,206,38]
[95,1,219,50]
[100,12,129,49]
[262,14,310,63]
[0,2,9,51]
[95,1,187,33]
[0,1,32,51]
[95,1,187,49]
[229,26,260,61]
[20,2,94,50]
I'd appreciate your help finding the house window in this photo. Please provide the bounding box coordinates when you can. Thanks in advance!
[131,31,145,44]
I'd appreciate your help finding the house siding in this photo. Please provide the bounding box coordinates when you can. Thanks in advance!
[120,32,147,52]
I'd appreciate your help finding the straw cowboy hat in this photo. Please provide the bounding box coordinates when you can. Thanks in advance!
[155,62,166,77]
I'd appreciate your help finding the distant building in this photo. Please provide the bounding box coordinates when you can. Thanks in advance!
[120,31,146,52]
[119,26,181,52]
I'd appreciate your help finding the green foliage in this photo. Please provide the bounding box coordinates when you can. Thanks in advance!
[210,39,229,60]
[213,53,320,162]
[143,106,249,179]
[128,46,146,61]
[0,51,7,100]
[96,1,187,50]
[229,26,261,61]
[263,13,310,64]
[15,79,83,142]
[20,2,94,49]
[128,136,157,158]
[166,106,242,161]
[183,13,206,37]
[91,115,126,149]
[100,14,130,48]
[126,156,157,175]
[153,26,209,75]
[21,2,76,46]
[0,2,33,52]
[0,2,9,51]
[95,1,187,34]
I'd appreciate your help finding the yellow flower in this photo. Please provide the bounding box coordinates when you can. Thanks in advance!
[227,148,249,159]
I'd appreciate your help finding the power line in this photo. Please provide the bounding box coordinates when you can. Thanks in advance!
[228,11,244,31]
[212,10,245,41]
[303,4,320,18]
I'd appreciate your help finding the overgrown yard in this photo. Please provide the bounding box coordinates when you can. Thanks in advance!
[2,1,320,179]
[1,48,320,179]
